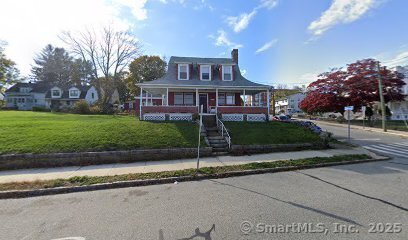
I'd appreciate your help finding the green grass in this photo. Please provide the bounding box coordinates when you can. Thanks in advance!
[225,121,321,145]
[0,111,199,154]
[0,154,370,191]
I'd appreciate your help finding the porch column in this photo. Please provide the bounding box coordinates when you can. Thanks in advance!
[195,88,199,107]
[166,88,169,106]
[243,89,246,107]
[139,87,143,120]
[215,88,218,113]
[267,89,270,119]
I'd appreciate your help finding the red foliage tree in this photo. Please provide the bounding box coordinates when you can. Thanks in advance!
[299,59,406,114]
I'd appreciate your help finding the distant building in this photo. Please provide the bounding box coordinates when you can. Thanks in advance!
[388,66,408,120]
[274,93,305,115]
[4,82,99,110]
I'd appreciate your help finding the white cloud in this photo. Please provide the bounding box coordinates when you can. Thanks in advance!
[255,39,278,54]
[115,0,148,21]
[226,0,278,33]
[226,10,257,33]
[299,72,320,83]
[308,0,377,36]
[210,30,243,49]
[257,0,279,10]
[0,0,149,76]
[241,69,247,76]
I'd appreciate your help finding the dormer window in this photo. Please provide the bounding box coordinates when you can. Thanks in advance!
[52,90,61,97]
[222,66,232,81]
[200,65,211,81]
[70,89,79,98]
[178,64,189,80]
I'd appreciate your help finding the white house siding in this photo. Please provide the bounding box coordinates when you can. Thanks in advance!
[85,86,98,105]
[389,66,408,120]
[33,93,46,107]
[275,93,305,115]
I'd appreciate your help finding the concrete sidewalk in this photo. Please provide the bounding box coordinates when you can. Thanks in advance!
[0,148,377,183]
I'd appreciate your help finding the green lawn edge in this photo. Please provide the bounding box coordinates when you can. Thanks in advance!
[0,154,370,191]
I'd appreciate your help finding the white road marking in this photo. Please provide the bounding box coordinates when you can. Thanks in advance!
[364,146,407,158]
[364,142,408,158]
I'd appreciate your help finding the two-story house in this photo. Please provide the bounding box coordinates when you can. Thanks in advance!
[388,65,408,120]
[4,82,99,110]
[274,93,306,115]
[44,85,98,110]
[137,49,273,121]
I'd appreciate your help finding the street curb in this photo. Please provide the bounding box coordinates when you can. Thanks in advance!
[0,156,389,199]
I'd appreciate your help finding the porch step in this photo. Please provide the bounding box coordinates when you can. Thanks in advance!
[213,147,228,153]
[207,136,225,140]
[209,143,228,148]
[208,139,227,144]
[206,127,218,131]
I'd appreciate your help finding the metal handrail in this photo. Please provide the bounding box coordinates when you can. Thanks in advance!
[216,118,231,149]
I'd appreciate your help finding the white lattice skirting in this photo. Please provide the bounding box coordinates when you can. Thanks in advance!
[222,114,244,121]
[143,113,166,121]
[169,113,193,121]
[247,114,266,122]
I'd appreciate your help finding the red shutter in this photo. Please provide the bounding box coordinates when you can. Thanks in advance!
[176,64,178,79]
[199,65,201,80]
[219,66,222,80]
[189,64,192,80]
[232,65,234,81]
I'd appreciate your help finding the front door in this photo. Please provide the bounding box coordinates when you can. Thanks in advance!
[199,94,208,113]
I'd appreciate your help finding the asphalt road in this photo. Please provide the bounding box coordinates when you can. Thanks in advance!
[0,123,407,240]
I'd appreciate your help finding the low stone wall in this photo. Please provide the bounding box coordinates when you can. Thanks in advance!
[0,147,213,171]
[231,142,326,155]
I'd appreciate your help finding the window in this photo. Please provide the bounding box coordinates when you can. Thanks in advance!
[178,64,189,80]
[218,93,226,105]
[7,98,12,103]
[226,93,235,105]
[70,89,79,97]
[175,93,184,105]
[91,93,95,99]
[174,93,194,105]
[52,90,60,97]
[184,93,194,105]
[222,66,232,81]
[200,65,211,81]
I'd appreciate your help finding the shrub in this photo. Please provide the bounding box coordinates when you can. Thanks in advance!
[72,100,90,114]
[32,107,50,112]
[90,105,103,114]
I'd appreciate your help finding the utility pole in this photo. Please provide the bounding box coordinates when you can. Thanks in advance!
[377,61,387,132]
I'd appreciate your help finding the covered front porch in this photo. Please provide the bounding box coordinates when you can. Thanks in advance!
[139,86,271,121]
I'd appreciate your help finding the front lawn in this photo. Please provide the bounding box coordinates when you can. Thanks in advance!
[225,121,321,145]
[0,111,199,154]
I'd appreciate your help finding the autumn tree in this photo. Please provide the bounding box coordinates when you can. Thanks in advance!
[61,26,142,107]
[300,59,405,114]
[125,55,167,99]
[0,41,20,93]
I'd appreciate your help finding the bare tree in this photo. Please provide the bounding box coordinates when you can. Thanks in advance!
[60,26,142,106]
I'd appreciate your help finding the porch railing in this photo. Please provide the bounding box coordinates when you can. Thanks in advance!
[142,105,199,115]
[217,106,268,114]
[216,115,231,149]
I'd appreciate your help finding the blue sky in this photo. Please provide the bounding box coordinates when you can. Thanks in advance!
[1,0,408,87]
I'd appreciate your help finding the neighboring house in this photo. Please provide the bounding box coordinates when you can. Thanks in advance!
[5,82,99,110]
[388,65,408,120]
[137,49,273,121]
[274,93,305,115]
[4,82,50,110]
[45,85,99,110]
[124,93,163,111]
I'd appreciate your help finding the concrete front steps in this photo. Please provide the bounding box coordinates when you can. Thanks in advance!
[202,115,229,155]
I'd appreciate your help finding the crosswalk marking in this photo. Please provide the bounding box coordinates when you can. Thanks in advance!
[363,142,408,158]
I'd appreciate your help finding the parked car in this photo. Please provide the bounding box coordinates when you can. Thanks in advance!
[292,121,322,134]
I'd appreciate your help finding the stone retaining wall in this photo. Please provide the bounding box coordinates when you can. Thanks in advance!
[0,147,213,171]
[231,142,326,155]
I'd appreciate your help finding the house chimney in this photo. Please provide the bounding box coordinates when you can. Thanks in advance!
[231,49,238,64]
